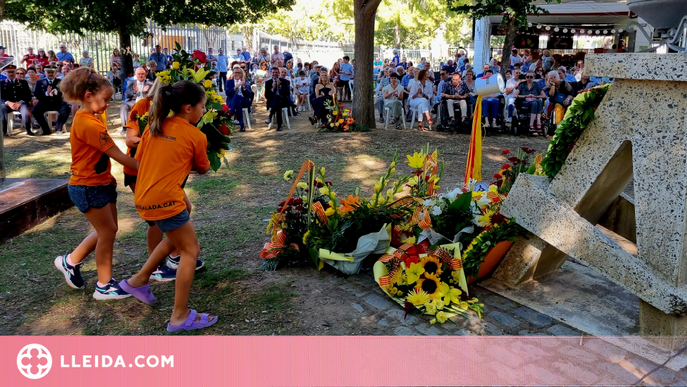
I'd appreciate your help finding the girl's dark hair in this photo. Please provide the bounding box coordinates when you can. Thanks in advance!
[60,67,113,103]
[299,70,305,76]
[149,80,205,136]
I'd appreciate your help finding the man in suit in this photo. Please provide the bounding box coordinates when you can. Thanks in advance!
[32,65,71,135]
[119,67,153,135]
[263,67,290,132]
[1,65,33,135]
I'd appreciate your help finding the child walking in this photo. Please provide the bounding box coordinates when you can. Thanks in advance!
[120,80,216,332]
[55,67,139,300]
[123,79,203,282]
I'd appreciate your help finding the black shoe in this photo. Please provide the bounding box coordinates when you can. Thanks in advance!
[378,116,385,123]
[26,130,35,136]
[276,127,283,132]
[239,126,245,132]
[32,123,40,129]
[264,119,271,124]
[42,130,51,135]
[449,118,457,127]
[308,116,316,125]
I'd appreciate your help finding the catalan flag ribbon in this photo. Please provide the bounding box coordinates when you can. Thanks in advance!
[464,95,484,186]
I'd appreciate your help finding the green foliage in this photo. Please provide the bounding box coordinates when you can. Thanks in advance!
[448,0,560,28]
[8,0,295,40]
[540,85,610,179]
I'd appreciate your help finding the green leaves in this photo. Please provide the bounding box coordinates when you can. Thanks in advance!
[540,85,610,179]
[449,192,472,214]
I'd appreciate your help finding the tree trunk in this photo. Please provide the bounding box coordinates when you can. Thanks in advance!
[242,26,254,54]
[500,14,518,77]
[353,0,383,129]
[118,24,133,79]
[394,23,401,49]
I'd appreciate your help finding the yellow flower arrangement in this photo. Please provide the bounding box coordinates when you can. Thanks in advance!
[406,289,430,306]
[416,272,442,299]
[283,170,294,180]
[172,61,180,70]
[325,207,335,217]
[204,79,213,89]
[297,182,308,189]
[406,152,425,169]
[419,255,443,276]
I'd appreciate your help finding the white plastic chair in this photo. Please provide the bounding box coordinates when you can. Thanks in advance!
[6,111,20,136]
[44,111,59,133]
[267,108,291,130]
[384,105,406,130]
[242,108,252,131]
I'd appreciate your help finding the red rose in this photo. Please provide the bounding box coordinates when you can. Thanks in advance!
[507,156,520,163]
[502,164,511,170]
[501,149,511,155]
[493,173,502,179]
[218,124,229,135]
[222,104,229,111]
[192,50,207,63]
[325,181,333,186]
[521,146,536,154]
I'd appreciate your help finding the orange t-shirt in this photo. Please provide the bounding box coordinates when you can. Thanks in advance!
[123,98,152,176]
[134,116,210,221]
[69,110,115,186]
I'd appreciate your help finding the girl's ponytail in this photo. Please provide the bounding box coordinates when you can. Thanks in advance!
[148,80,205,137]
[149,84,173,137]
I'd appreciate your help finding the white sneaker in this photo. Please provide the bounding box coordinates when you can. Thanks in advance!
[492,119,498,128]
[56,130,63,135]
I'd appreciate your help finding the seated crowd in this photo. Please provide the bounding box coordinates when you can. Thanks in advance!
[2,42,610,136]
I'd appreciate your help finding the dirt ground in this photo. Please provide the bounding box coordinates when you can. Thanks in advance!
[1,98,550,336]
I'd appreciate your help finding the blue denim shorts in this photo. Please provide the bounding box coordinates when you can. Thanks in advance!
[68,183,117,213]
[146,209,190,233]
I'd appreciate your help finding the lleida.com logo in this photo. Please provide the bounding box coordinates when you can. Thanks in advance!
[17,344,52,379]
[17,343,174,379]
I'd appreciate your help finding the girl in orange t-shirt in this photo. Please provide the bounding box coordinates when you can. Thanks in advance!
[54,67,139,300]
[123,79,193,281]
[120,80,216,332]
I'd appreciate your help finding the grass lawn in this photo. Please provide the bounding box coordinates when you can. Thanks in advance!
[0,101,548,335]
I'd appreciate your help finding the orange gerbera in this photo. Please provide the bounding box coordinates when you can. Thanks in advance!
[338,195,361,214]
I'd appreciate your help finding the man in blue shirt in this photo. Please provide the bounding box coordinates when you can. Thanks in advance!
[241,47,251,62]
[56,44,74,64]
[339,55,353,102]
[163,47,172,64]
[557,67,577,84]
[149,45,168,70]
[216,48,229,93]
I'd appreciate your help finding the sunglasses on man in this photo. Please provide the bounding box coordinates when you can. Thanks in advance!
[526,76,534,79]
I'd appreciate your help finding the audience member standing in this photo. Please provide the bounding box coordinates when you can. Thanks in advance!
[270,45,284,68]
[21,47,38,67]
[149,45,168,70]
[35,49,50,67]
[339,56,353,102]
[0,46,10,58]
[216,48,229,93]
[241,47,251,62]
[56,44,75,64]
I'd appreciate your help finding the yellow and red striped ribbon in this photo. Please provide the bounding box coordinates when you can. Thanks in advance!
[464,95,483,186]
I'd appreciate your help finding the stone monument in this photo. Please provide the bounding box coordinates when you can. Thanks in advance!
[497,52,687,349]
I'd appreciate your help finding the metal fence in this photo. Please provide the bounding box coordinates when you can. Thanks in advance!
[0,21,245,75]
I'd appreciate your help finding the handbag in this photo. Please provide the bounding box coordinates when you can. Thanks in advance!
[554,91,567,105]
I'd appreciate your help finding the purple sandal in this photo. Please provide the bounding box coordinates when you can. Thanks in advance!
[167,310,217,333]
[119,279,156,305]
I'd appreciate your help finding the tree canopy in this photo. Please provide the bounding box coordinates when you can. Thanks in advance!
[8,0,295,38]
[250,0,471,48]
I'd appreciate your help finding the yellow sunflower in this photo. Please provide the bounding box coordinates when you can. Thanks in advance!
[419,255,443,276]
[406,289,430,306]
[416,272,442,300]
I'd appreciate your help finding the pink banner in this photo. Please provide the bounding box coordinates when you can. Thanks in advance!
[0,336,671,386]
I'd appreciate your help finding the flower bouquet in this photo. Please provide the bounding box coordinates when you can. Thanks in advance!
[261,153,414,273]
[319,96,369,133]
[138,42,233,171]
[373,242,484,324]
